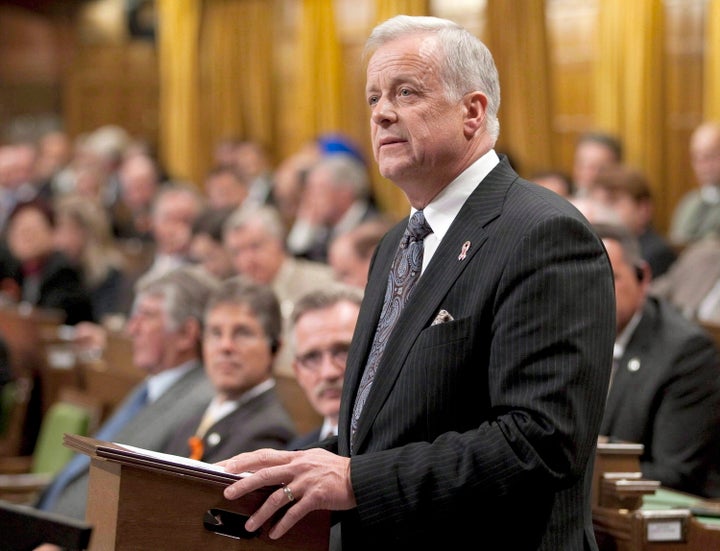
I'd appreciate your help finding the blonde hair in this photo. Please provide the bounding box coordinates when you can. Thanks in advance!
[54,194,124,288]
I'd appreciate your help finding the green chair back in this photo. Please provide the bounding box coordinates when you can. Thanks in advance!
[31,402,92,475]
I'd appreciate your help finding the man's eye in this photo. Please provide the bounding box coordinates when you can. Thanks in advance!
[399,88,412,96]
[368,95,379,106]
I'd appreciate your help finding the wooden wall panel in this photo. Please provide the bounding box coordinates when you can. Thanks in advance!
[546,0,597,182]
[662,0,706,233]
[64,43,158,147]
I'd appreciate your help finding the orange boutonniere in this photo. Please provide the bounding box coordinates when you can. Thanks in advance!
[188,435,204,460]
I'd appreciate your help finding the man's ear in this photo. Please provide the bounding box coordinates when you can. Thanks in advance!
[179,317,201,350]
[463,91,488,138]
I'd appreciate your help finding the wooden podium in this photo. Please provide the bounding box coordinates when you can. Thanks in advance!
[64,435,330,551]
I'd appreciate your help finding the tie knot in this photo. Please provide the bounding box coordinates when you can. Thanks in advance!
[407,210,432,241]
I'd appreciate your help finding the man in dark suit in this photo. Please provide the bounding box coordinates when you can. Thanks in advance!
[163,277,296,462]
[220,15,615,550]
[286,286,363,450]
[596,222,720,497]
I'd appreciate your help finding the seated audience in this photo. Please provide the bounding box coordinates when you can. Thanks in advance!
[588,165,676,278]
[0,199,93,325]
[133,182,205,289]
[669,121,720,246]
[650,235,720,322]
[34,265,217,520]
[286,285,363,449]
[163,277,296,462]
[222,205,334,377]
[203,165,250,212]
[596,222,720,498]
[188,206,235,281]
[270,149,316,232]
[571,131,623,197]
[287,153,380,263]
[34,130,74,199]
[328,219,393,290]
[110,153,163,241]
[529,169,574,198]
[234,140,274,209]
[0,142,42,234]
[52,194,128,322]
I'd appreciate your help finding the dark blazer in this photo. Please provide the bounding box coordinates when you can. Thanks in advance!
[163,385,297,463]
[601,296,720,497]
[331,158,615,550]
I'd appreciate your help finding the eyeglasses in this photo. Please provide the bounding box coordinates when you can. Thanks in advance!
[295,343,350,371]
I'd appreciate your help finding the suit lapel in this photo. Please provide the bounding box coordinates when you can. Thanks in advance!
[344,159,518,453]
[603,301,656,433]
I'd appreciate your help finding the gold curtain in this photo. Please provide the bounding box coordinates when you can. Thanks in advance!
[485,0,553,177]
[370,0,429,219]
[375,0,428,20]
[594,0,666,217]
[201,0,274,178]
[297,0,343,141]
[156,0,202,184]
[705,0,720,120]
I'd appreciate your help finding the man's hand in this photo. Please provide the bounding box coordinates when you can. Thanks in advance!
[220,448,355,539]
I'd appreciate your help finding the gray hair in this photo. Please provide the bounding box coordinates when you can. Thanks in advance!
[364,15,500,141]
[223,204,286,242]
[151,181,206,217]
[204,275,283,353]
[290,284,364,328]
[135,265,221,332]
[308,153,370,198]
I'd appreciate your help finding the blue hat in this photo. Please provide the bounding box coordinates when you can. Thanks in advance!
[316,133,366,166]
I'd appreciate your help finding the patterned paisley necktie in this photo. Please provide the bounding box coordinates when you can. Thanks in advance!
[350,210,432,451]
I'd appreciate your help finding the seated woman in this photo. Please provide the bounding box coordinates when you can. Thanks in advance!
[52,194,128,323]
[0,199,93,325]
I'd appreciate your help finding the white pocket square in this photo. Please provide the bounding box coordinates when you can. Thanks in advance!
[431,309,454,326]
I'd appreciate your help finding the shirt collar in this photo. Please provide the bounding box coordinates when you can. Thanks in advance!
[614,309,643,359]
[413,149,500,271]
[145,359,198,403]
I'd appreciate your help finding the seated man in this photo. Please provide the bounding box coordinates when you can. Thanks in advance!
[595,222,720,497]
[163,277,296,462]
[34,265,217,520]
[587,165,676,278]
[222,205,335,377]
[286,285,363,449]
[328,219,393,290]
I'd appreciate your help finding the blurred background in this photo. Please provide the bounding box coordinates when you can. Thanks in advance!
[0,0,716,227]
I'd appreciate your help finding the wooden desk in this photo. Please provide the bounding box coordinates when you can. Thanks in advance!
[593,441,720,550]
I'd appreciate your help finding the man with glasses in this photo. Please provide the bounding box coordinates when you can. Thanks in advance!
[287,286,363,449]
[162,276,296,462]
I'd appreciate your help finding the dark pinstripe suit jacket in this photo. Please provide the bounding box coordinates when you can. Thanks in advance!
[332,158,615,550]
